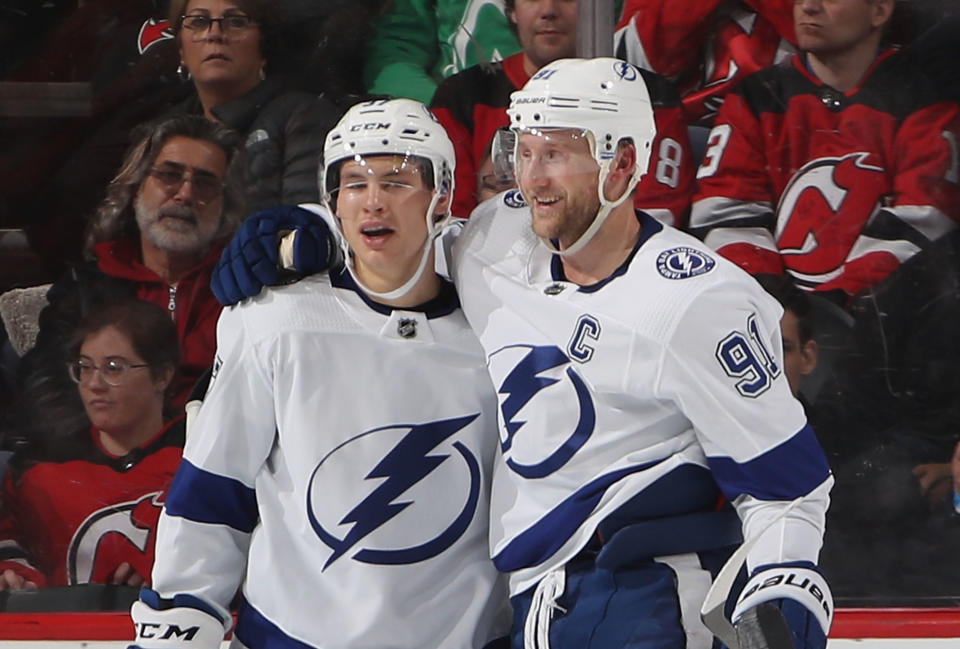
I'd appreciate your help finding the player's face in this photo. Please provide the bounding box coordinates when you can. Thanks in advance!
[781,309,818,397]
[178,0,265,95]
[134,136,227,257]
[334,155,438,294]
[510,0,578,71]
[516,129,601,248]
[794,0,891,57]
[76,325,170,439]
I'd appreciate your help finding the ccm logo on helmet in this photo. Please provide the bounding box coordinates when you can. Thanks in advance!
[136,622,200,641]
[349,122,391,132]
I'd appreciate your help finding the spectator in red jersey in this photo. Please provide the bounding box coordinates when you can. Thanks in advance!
[614,0,798,127]
[4,115,243,448]
[429,0,695,226]
[0,299,183,591]
[689,0,960,302]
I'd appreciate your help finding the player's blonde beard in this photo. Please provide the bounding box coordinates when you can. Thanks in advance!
[518,132,640,258]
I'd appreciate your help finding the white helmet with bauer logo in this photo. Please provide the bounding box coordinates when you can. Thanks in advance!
[506,58,657,255]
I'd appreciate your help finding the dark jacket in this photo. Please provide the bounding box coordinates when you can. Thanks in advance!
[179,78,342,212]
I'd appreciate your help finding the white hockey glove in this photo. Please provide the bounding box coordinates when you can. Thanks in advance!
[732,562,832,649]
[129,599,226,649]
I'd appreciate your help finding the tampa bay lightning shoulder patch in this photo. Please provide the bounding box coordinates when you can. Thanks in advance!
[503,189,527,208]
[656,247,716,280]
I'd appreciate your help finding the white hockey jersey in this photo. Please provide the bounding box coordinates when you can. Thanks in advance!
[140,270,510,648]
[452,190,833,596]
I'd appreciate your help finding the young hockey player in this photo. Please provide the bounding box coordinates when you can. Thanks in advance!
[130,98,510,649]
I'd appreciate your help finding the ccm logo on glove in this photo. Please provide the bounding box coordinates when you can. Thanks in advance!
[136,622,200,641]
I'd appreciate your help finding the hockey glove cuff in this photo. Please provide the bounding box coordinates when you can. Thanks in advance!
[732,563,832,649]
[130,599,226,648]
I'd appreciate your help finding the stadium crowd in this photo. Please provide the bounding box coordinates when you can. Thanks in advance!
[0,0,958,644]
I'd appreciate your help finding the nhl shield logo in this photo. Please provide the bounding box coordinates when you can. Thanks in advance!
[657,247,715,280]
[397,318,417,338]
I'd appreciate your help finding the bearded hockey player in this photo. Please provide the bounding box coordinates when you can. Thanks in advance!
[129,98,510,649]
[210,57,835,649]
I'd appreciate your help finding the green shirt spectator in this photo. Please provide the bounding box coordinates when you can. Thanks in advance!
[363,0,521,104]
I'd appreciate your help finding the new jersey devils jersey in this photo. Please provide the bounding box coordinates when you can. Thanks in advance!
[615,0,797,125]
[140,271,509,648]
[690,50,960,296]
[0,418,184,587]
[429,52,696,227]
[451,192,832,595]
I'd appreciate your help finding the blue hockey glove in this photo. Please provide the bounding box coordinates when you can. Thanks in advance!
[732,562,832,649]
[211,205,334,305]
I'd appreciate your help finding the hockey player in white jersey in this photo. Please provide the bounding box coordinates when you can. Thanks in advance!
[209,59,835,649]
[129,98,511,649]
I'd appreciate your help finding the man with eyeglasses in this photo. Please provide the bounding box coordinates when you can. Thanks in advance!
[8,115,243,446]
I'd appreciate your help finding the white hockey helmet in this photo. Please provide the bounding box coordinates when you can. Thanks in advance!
[507,58,658,255]
[320,98,456,301]
[322,98,455,229]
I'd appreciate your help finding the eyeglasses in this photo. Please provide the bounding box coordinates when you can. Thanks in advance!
[147,164,224,203]
[478,172,515,194]
[68,358,151,387]
[180,13,256,34]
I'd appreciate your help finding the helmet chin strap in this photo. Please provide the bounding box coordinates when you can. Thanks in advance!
[342,189,447,303]
[536,159,640,258]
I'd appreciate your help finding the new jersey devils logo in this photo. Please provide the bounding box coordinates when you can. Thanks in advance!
[307,415,482,569]
[489,344,596,479]
[67,492,164,584]
[138,19,174,54]
[775,152,888,279]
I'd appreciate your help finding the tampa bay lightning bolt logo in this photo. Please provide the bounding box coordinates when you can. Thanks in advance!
[657,247,716,279]
[614,60,638,81]
[490,344,596,479]
[503,188,526,208]
[306,414,482,569]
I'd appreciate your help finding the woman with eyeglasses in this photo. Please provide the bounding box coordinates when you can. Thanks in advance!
[168,0,343,212]
[0,299,183,592]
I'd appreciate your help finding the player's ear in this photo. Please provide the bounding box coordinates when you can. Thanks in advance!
[613,140,638,176]
[433,186,451,219]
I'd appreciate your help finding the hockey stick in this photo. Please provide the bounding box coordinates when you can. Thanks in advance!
[699,497,803,649]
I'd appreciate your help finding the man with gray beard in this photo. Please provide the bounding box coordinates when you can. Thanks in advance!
[6,115,244,444]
